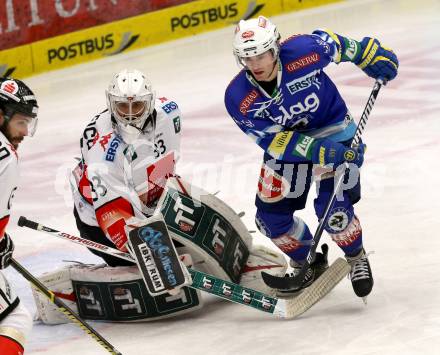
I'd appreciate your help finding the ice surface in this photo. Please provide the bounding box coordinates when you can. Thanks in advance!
[3,0,440,353]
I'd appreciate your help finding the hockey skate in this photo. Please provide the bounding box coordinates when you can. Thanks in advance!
[345,248,374,304]
[277,244,329,296]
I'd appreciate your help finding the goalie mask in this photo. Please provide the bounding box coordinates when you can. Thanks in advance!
[0,77,39,137]
[106,69,156,144]
[233,16,281,68]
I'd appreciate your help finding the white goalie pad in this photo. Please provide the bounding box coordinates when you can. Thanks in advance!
[239,245,288,295]
[32,266,77,324]
[33,259,202,324]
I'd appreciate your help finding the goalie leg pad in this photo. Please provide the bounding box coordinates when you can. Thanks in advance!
[156,177,252,283]
[239,245,287,295]
[33,263,202,324]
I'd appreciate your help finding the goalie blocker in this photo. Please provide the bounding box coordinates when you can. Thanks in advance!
[125,214,192,296]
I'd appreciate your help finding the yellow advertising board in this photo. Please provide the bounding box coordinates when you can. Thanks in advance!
[0,0,340,78]
[0,45,34,78]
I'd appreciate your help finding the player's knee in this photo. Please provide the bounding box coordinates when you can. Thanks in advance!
[255,210,293,238]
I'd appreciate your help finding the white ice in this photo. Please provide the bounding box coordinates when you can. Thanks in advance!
[3,0,440,353]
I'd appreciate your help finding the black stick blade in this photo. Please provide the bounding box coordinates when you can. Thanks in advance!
[261,271,303,291]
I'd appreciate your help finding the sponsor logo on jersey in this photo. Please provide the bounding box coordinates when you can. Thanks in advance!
[99,133,113,151]
[285,52,320,73]
[345,38,358,61]
[257,165,290,203]
[268,131,294,159]
[239,89,259,114]
[294,135,315,158]
[161,101,178,114]
[106,135,122,162]
[271,92,320,125]
[173,116,181,133]
[285,69,321,95]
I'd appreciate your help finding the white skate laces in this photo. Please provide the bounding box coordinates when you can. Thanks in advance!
[346,250,374,281]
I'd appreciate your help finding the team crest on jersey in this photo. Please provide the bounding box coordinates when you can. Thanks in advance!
[327,207,352,233]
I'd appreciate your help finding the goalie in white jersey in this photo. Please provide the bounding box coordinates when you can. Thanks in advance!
[70,69,182,266]
[0,77,38,355]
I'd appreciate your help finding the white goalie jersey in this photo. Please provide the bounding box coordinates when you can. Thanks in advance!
[70,97,182,252]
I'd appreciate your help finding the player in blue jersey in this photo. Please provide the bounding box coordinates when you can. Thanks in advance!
[224,16,398,299]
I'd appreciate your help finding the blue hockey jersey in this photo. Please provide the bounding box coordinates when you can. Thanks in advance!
[224,34,356,163]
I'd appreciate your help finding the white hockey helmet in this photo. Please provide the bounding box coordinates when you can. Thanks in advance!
[233,16,281,67]
[106,69,156,144]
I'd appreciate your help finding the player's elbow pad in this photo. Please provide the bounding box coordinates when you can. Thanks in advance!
[312,29,362,64]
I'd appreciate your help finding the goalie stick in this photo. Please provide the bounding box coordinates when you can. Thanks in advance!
[9,258,122,355]
[261,79,384,291]
[18,216,350,319]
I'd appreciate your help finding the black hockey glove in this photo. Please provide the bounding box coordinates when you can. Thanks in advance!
[0,233,14,269]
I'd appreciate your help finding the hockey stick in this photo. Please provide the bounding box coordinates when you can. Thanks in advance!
[261,79,384,290]
[9,258,122,355]
[18,216,350,319]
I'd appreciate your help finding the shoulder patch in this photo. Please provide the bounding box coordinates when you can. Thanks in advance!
[161,101,179,114]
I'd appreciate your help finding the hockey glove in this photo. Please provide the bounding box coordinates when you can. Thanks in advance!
[312,30,398,81]
[355,37,398,81]
[0,233,14,269]
[310,138,366,168]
